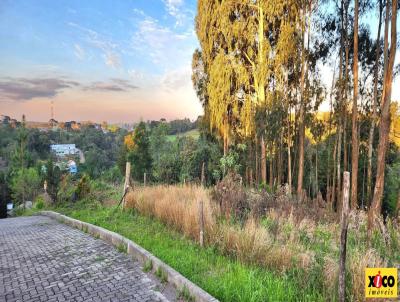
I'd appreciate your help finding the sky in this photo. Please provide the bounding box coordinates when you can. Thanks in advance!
[0,1,398,123]
[0,0,202,123]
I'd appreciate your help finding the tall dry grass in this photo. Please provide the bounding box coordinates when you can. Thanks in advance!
[126,185,322,272]
[125,184,399,300]
[125,185,217,243]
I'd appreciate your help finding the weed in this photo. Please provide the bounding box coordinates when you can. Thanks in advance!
[143,259,153,272]
[117,243,127,253]
[178,286,194,302]
[82,225,88,233]
[94,255,106,262]
[155,266,168,283]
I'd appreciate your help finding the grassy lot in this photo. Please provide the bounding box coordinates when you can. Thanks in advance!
[167,129,200,142]
[22,181,399,301]
[50,201,324,302]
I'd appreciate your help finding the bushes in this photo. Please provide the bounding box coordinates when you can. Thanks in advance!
[76,174,90,200]
[34,195,45,209]
[212,172,248,221]
[10,168,41,205]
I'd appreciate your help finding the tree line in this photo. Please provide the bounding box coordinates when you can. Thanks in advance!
[192,0,399,226]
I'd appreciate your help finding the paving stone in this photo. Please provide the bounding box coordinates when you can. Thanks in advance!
[0,216,170,302]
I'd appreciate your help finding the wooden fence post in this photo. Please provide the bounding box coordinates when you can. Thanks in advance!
[198,200,204,247]
[144,172,147,187]
[201,162,205,187]
[339,171,350,302]
[122,162,131,209]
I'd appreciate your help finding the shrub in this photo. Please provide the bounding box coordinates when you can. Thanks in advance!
[76,174,91,200]
[10,168,41,205]
[57,175,76,203]
[212,172,248,221]
[34,196,45,210]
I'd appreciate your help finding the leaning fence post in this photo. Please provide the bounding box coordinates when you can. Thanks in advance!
[201,162,205,187]
[144,172,147,187]
[339,171,350,302]
[122,162,131,209]
[198,200,204,247]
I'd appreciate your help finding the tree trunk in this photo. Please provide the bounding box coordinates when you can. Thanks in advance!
[255,134,259,184]
[287,111,292,196]
[315,144,318,196]
[337,123,343,213]
[261,135,267,184]
[338,171,350,302]
[343,0,350,173]
[336,0,345,213]
[366,0,383,205]
[297,9,308,201]
[278,132,283,185]
[269,144,273,188]
[223,118,228,156]
[327,61,337,205]
[331,136,338,210]
[351,0,360,209]
[369,0,397,235]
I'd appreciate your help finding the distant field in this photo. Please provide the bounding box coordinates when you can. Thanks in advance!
[167,129,200,142]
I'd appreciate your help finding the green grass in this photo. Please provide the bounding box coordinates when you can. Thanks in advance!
[167,129,200,142]
[52,203,324,302]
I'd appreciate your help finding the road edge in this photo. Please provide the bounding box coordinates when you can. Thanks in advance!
[39,211,219,302]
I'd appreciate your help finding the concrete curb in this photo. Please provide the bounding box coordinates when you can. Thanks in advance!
[39,211,219,302]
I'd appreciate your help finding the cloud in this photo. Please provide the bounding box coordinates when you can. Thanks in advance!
[161,67,191,92]
[162,0,192,27]
[128,69,145,80]
[131,13,195,68]
[0,77,79,101]
[68,22,121,68]
[103,52,120,68]
[84,78,138,92]
[74,44,85,60]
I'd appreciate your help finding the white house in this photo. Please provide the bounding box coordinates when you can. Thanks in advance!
[50,144,78,157]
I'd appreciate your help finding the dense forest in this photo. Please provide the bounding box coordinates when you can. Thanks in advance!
[191,0,400,225]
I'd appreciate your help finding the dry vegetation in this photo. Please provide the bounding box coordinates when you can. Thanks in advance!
[125,177,400,301]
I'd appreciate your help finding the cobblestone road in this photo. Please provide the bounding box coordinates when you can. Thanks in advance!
[0,216,171,302]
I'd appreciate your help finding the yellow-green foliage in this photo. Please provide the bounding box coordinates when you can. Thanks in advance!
[195,0,302,140]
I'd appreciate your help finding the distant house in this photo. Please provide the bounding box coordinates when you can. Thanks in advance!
[63,121,81,131]
[67,160,78,174]
[50,144,78,157]
[1,115,10,124]
[49,119,58,127]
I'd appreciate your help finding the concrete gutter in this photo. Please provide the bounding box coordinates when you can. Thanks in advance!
[39,211,219,302]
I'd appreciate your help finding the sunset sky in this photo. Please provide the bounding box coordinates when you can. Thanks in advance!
[0,1,399,123]
[0,0,202,123]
